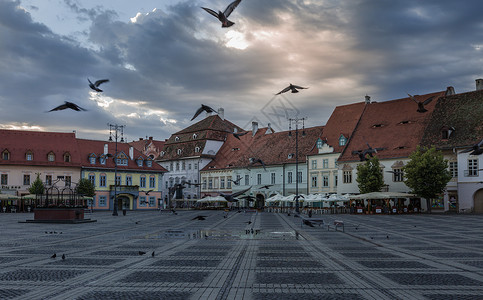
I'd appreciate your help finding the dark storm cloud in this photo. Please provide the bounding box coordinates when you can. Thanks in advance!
[2,0,483,141]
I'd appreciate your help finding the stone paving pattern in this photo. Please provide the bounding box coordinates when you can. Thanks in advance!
[0,211,482,299]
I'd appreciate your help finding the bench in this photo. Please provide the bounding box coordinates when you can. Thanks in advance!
[327,220,344,232]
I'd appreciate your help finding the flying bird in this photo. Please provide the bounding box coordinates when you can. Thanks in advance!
[51,253,56,259]
[293,195,304,201]
[244,221,252,224]
[182,181,202,187]
[48,101,87,112]
[220,186,251,202]
[88,78,109,92]
[407,93,435,113]
[145,189,154,195]
[233,131,248,140]
[228,178,242,185]
[352,143,385,161]
[191,104,217,121]
[152,251,155,257]
[461,138,483,155]
[62,254,65,260]
[201,0,242,28]
[138,251,146,255]
[239,195,256,202]
[276,84,308,95]
[259,185,273,189]
[249,157,267,171]
[192,215,207,220]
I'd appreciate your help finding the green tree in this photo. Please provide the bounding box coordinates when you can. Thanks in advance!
[76,178,95,197]
[403,146,452,213]
[356,156,385,194]
[29,174,45,195]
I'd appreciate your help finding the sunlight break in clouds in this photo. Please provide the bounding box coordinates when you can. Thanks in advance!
[225,30,249,50]
[0,123,44,131]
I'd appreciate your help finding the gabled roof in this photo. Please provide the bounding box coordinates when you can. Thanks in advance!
[159,115,243,161]
[129,138,166,159]
[76,139,167,172]
[0,129,81,167]
[338,90,448,162]
[421,89,483,150]
[202,125,324,171]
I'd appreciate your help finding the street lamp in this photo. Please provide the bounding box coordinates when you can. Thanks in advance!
[108,123,125,216]
[288,117,306,214]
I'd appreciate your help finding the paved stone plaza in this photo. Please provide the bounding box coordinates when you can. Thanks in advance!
[0,210,482,300]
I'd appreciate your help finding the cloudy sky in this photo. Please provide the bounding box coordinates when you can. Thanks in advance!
[1,0,483,142]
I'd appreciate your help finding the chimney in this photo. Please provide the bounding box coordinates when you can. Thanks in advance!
[476,79,483,91]
[445,86,455,96]
[149,136,153,140]
[218,108,225,120]
[104,143,108,155]
[252,121,258,136]
[129,146,134,160]
[139,137,144,141]
[365,95,371,104]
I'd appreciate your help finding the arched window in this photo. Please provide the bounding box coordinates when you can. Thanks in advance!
[177,149,182,155]
[26,150,33,161]
[47,151,55,162]
[175,136,180,142]
[192,133,198,139]
[2,150,10,160]
[195,147,200,153]
[338,135,347,146]
[64,152,71,163]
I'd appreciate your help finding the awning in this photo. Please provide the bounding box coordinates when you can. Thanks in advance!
[350,192,416,199]
[0,194,20,200]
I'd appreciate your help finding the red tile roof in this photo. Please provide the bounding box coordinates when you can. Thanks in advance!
[76,139,167,172]
[129,138,166,159]
[202,125,324,171]
[338,90,448,162]
[159,115,243,161]
[421,89,483,149]
[0,129,82,167]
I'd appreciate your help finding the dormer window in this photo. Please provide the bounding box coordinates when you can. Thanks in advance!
[137,159,143,167]
[339,135,347,146]
[160,151,165,157]
[195,147,200,153]
[441,126,455,140]
[116,153,128,166]
[2,150,10,160]
[316,138,324,149]
[100,156,106,165]
[47,152,55,162]
[146,160,152,167]
[399,120,411,125]
[88,154,96,164]
[232,148,239,151]
[372,124,384,128]
[175,136,180,142]
[64,152,71,163]
[288,153,294,159]
[177,149,182,155]
[26,150,33,161]
[192,133,198,139]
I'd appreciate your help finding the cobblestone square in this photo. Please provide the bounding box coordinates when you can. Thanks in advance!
[1,211,483,299]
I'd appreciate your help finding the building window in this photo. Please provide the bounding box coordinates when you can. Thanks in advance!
[64,153,71,162]
[48,152,55,162]
[1,174,8,185]
[468,159,479,176]
[257,174,262,185]
[139,196,146,207]
[26,151,33,161]
[149,196,155,206]
[195,146,200,153]
[65,176,71,187]
[339,135,347,146]
[193,133,198,139]
[115,175,121,186]
[343,171,352,184]
[194,163,198,170]
[220,178,225,189]
[297,171,302,183]
[146,160,152,167]
[88,174,95,186]
[392,169,404,182]
[126,175,132,186]
[176,162,180,171]
[316,138,323,149]
[227,177,232,188]
[449,161,458,178]
[2,150,10,160]
[177,149,182,155]
[182,162,186,170]
[23,174,30,185]
[202,179,207,189]
[99,196,106,206]
[208,179,213,189]
[311,160,317,169]
[149,176,156,188]
[100,157,106,165]
[323,159,329,169]
[188,163,192,170]
[311,175,317,187]
[46,175,52,186]
[245,175,249,186]
[140,176,146,188]
[287,172,293,184]
[323,175,329,187]
[334,174,338,187]
[271,173,276,184]
[100,175,106,187]
[89,156,96,164]
[137,159,143,167]
[175,136,180,141]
